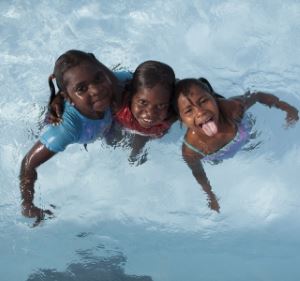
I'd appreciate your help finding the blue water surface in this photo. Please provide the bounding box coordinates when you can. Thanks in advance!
[1,1,300,280]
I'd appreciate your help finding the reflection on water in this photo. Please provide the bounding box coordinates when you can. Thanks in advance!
[1,0,300,280]
[27,249,152,281]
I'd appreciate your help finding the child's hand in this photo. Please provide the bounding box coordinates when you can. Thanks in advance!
[22,203,53,226]
[46,94,65,125]
[207,192,220,213]
[284,104,299,126]
[208,198,220,213]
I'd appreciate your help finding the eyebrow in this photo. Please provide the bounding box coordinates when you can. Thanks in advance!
[186,96,196,106]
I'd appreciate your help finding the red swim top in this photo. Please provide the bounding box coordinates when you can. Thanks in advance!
[114,105,172,137]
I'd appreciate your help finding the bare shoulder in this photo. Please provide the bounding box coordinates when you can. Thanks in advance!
[182,132,203,161]
[218,97,245,121]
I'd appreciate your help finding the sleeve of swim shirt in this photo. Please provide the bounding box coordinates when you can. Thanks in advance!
[39,117,79,153]
[113,71,133,83]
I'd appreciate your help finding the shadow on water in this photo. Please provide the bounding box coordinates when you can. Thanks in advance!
[27,250,153,281]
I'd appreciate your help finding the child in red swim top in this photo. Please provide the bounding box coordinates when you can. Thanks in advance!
[115,60,176,136]
[114,102,172,138]
[109,61,177,164]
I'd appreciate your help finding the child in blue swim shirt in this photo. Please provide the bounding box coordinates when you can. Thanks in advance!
[174,78,299,213]
[19,50,119,221]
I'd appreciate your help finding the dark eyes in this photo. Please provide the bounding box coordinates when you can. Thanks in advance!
[136,100,169,111]
[74,73,107,94]
[197,98,208,105]
[137,100,148,106]
[183,107,192,115]
[157,103,169,110]
[75,85,88,93]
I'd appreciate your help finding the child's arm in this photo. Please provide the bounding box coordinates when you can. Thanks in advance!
[236,91,299,125]
[182,145,220,212]
[128,134,150,166]
[20,142,56,219]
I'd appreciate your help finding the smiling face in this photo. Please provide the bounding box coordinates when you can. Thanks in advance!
[177,84,220,137]
[62,62,113,119]
[130,84,171,128]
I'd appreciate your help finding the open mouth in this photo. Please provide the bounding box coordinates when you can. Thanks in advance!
[138,117,155,128]
[197,116,218,137]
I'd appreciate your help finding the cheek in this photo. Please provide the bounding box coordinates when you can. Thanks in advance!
[130,103,140,118]
[180,114,195,127]
[210,100,219,113]
[159,108,169,119]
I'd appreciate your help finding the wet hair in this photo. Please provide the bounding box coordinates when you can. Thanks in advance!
[173,78,223,115]
[48,50,106,104]
[125,60,176,104]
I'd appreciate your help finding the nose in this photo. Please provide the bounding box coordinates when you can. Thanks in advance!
[144,105,156,118]
[194,105,205,118]
[89,83,102,97]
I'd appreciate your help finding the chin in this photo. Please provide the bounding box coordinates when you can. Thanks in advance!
[93,102,110,112]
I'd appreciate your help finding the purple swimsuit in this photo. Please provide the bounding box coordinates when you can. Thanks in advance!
[183,114,254,164]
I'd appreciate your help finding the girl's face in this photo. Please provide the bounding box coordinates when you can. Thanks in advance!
[131,84,171,128]
[177,84,219,137]
[62,62,113,119]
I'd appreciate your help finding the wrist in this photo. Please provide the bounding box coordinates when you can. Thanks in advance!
[21,200,33,208]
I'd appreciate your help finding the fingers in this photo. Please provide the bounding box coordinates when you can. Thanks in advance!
[32,215,43,227]
[22,204,55,227]
[46,114,62,125]
[285,112,299,128]
[44,209,54,216]
[31,209,55,227]
[54,103,62,119]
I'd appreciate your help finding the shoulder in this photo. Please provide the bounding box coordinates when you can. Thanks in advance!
[218,97,245,121]
[182,131,204,160]
[39,104,81,152]
[112,71,132,110]
[113,70,133,82]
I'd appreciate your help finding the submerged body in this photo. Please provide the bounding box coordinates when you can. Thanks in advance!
[175,78,299,212]
[19,50,118,224]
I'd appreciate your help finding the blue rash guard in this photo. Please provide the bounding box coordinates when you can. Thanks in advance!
[40,102,112,152]
[39,71,133,153]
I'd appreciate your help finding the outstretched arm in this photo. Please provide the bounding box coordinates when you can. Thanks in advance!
[20,141,56,220]
[128,134,150,166]
[237,91,299,125]
[182,145,220,212]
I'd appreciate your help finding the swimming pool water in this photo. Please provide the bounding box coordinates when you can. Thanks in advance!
[1,1,300,280]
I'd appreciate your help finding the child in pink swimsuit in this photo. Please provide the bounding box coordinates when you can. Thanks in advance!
[174,78,299,212]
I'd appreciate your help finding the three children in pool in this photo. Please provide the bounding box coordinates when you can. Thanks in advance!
[19,50,299,221]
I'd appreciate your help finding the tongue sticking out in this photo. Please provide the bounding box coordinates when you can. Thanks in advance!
[202,120,218,137]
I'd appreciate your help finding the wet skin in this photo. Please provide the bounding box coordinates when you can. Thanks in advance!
[130,84,171,128]
[177,85,220,136]
[19,62,115,225]
[62,63,113,119]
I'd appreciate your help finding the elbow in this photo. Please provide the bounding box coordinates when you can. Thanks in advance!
[19,154,37,181]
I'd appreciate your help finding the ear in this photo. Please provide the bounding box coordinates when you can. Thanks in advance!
[60,90,74,105]
[60,90,68,98]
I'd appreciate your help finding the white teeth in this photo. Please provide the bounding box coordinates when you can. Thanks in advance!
[199,117,212,127]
